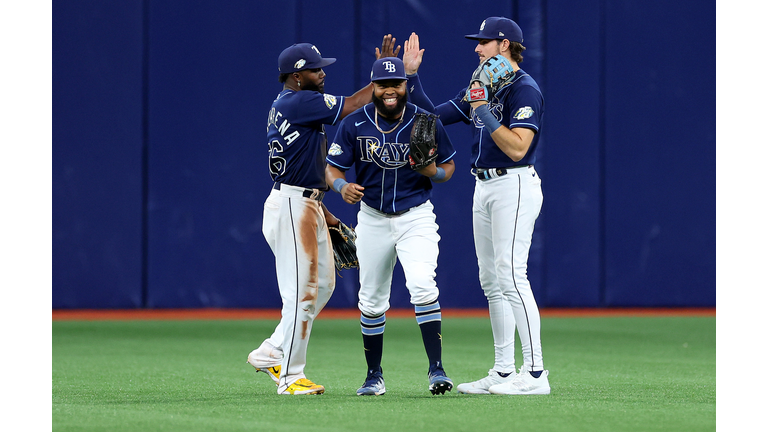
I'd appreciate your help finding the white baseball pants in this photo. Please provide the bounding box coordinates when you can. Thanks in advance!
[356,201,441,316]
[261,185,336,387]
[473,165,544,373]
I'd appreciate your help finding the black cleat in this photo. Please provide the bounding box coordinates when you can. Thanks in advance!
[428,362,453,395]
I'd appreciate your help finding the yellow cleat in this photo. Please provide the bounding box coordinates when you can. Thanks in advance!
[278,378,325,395]
[256,365,281,385]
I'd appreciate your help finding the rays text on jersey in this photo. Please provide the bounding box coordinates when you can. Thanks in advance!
[358,136,409,169]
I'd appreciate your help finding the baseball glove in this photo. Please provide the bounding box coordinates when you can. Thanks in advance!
[328,221,358,270]
[465,55,515,102]
[408,112,439,170]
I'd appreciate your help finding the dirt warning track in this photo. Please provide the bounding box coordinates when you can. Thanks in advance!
[52,308,715,321]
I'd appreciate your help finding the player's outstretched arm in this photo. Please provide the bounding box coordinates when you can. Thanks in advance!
[340,83,374,119]
[326,165,365,204]
[403,32,444,115]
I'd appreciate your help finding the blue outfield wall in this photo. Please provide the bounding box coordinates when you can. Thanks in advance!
[52,0,715,309]
[52,0,145,308]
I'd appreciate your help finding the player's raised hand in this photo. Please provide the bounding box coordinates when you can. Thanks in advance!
[375,34,401,59]
[341,183,365,205]
[403,32,424,75]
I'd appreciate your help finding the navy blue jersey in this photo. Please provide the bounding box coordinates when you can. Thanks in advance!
[326,102,456,214]
[409,69,543,169]
[266,89,345,189]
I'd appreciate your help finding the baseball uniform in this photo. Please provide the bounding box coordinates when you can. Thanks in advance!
[406,16,550,395]
[248,43,343,396]
[327,58,457,395]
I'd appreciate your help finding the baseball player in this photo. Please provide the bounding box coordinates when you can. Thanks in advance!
[401,18,550,395]
[325,57,457,396]
[246,43,374,395]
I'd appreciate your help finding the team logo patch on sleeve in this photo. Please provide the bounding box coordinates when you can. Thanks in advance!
[329,143,343,156]
[513,106,534,120]
[324,94,338,109]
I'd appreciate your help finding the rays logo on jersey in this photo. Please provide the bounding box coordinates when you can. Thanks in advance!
[513,106,534,120]
[324,94,337,109]
[473,100,504,129]
[329,142,343,156]
[357,136,409,168]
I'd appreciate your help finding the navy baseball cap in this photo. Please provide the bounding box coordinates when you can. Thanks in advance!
[465,17,523,43]
[370,57,407,82]
[278,43,336,73]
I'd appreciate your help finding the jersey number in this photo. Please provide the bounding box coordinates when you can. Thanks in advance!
[268,140,286,176]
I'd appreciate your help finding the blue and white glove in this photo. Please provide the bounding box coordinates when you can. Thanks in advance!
[465,55,515,103]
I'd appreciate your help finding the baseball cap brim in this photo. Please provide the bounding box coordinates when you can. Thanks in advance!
[312,58,336,69]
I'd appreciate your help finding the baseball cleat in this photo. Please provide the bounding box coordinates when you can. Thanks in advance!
[357,368,386,396]
[488,369,550,395]
[278,378,325,395]
[428,363,453,395]
[457,369,516,394]
[247,346,282,386]
[254,365,280,385]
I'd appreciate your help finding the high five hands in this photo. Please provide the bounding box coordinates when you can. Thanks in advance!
[376,34,401,59]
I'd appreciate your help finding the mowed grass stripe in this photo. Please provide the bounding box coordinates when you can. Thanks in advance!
[53,317,715,432]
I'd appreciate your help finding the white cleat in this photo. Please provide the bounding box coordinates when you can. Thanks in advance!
[457,369,516,394]
[488,369,550,395]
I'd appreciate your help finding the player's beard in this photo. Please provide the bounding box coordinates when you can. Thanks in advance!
[302,81,324,93]
[372,92,408,119]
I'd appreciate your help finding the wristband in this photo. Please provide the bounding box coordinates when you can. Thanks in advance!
[333,178,348,194]
[473,104,502,133]
[430,167,446,181]
[466,86,489,102]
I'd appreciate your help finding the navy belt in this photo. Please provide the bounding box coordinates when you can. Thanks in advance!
[367,205,413,217]
[273,182,325,201]
[473,166,530,181]
[387,208,411,216]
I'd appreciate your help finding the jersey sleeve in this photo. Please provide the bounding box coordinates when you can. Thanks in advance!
[434,88,472,125]
[295,91,346,126]
[326,116,356,170]
[407,74,471,126]
[406,74,436,112]
[506,85,543,133]
[434,118,456,164]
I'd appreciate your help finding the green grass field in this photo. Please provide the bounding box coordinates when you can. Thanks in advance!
[52,315,715,431]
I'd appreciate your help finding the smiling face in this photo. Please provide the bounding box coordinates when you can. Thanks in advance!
[372,79,407,119]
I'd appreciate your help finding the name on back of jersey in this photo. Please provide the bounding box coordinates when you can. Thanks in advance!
[268,108,300,145]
